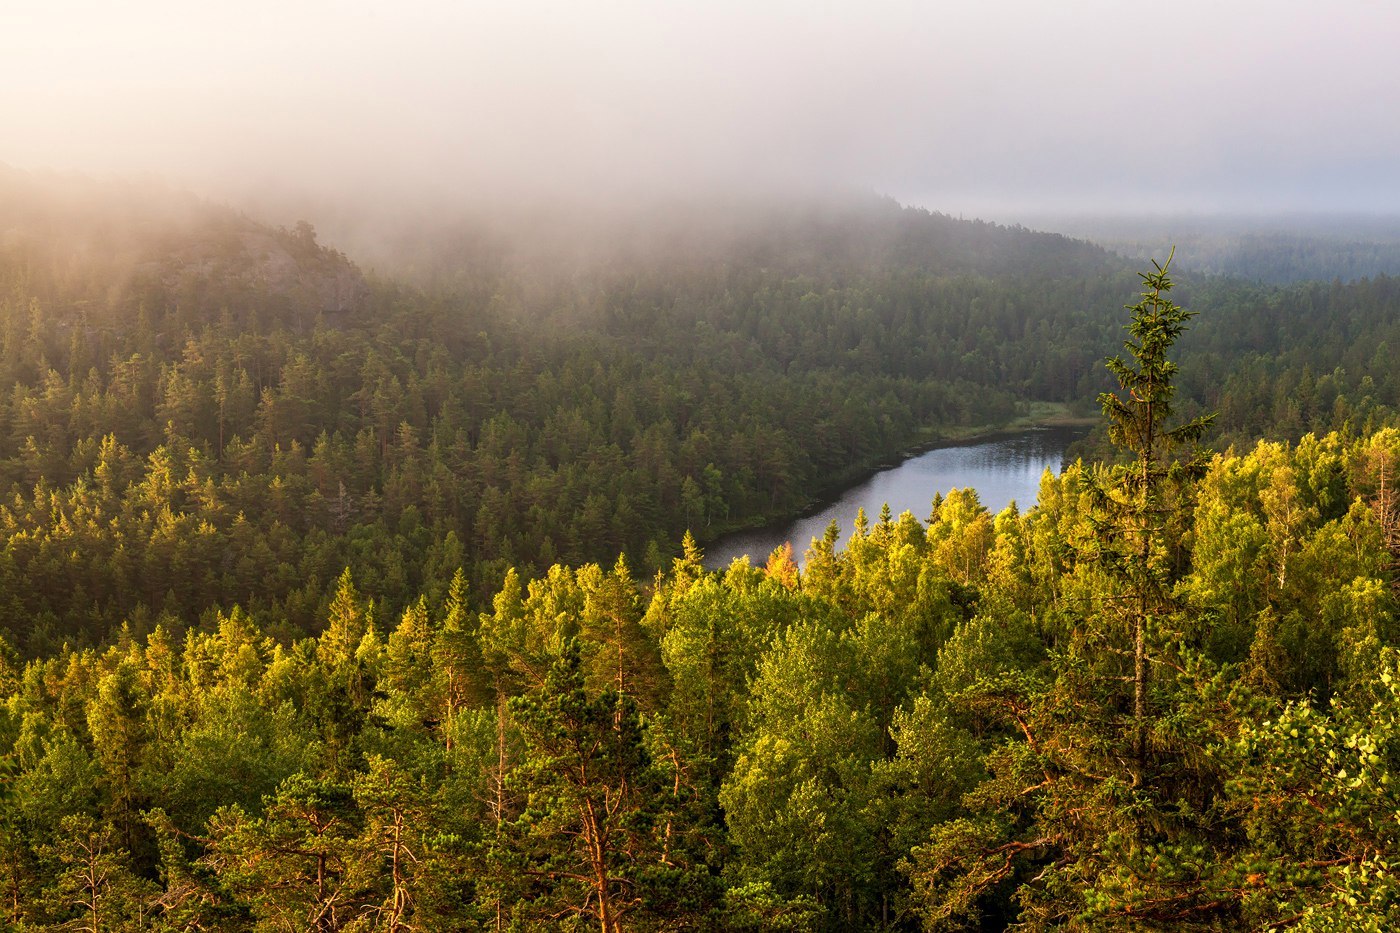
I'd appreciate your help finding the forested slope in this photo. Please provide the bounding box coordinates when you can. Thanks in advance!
[3,421,1399,929]
[0,175,1139,651]
[1183,274,1400,440]
[1031,213,1400,285]
[6,175,1400,928]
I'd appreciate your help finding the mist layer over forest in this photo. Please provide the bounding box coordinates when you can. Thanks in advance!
[7,1,1400,926]
[6,162,1400,928]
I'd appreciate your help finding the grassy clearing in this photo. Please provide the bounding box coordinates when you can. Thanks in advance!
[919,401,1098,444]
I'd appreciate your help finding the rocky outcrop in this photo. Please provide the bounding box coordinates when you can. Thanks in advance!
[0,165,369,328]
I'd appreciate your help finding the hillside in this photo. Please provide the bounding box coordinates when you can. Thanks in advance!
[0,177,1150,650]
[0,164,368,329]
[3,341,1400,930]
[7,175,1400,928]
[1027,211,1400,284]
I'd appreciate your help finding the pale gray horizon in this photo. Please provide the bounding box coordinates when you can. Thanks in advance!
[5,0,1399,223]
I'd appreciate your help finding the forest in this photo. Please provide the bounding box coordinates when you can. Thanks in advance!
[4,170,1400,929]
[1027,213,1400,286]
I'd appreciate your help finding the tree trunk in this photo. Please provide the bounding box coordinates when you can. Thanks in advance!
[1134,610,1147,781]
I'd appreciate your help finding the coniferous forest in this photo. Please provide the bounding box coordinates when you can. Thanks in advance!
[7,171,1400,929]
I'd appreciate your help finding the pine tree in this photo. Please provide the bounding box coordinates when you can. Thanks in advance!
[907,255,1228,929]
[38,814,156,932]
[431,568,490,749]
[502,641,700,933]
[1091,248,1215,777]
[204,775,368,932]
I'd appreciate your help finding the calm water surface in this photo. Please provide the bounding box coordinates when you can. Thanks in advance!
[704,424,1089,568]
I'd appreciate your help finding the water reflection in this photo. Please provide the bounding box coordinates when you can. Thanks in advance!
[704,424,1088,568]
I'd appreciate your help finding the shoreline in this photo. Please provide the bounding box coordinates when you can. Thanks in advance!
[698,407,1095,554]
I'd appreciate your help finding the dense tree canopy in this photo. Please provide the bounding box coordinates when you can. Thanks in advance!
[5,173,1400,928]
[0,421,1397,929]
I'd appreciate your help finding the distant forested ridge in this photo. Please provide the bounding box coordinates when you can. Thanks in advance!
[6,171,1400,654]
[1034,212,1400,284]
[0,172,1140,651]
[1181,274,1400,441]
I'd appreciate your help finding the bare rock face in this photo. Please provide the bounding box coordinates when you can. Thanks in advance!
[247,224,369,319]
[143,218,370,326]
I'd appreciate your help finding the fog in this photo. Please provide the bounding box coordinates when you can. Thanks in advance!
[6,0,1400,232]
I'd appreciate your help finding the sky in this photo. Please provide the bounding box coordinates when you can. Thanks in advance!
[5,0,1400,220]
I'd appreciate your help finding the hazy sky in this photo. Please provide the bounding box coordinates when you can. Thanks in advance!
[6,0,1399,218]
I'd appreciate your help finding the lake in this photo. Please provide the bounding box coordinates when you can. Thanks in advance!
[703,424,1090,568]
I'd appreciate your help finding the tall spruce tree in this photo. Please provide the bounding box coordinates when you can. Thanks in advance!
[1092,248,1215,778]
[906,254,1228,930]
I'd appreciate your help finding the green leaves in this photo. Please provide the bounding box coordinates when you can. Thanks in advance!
[1229,651,1400,929]
[503,640,701,931]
